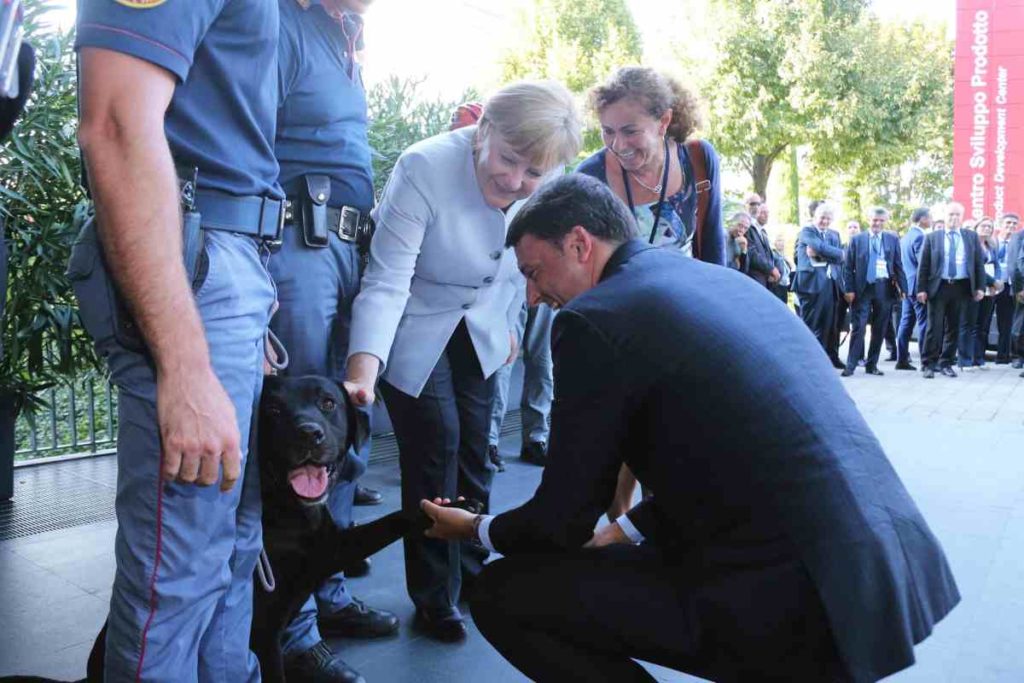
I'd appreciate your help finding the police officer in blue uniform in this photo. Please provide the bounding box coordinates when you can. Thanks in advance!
[271,2,397,681]
[73,1,283,680]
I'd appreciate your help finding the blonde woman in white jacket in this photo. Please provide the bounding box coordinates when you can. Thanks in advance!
[344,81,582,641]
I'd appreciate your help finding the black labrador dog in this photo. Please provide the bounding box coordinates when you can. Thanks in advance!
[4,375,478,683]
[249,374,481,681]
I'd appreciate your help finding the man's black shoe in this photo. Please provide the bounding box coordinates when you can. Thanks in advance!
[413,608,467,643]
[940,366,958,378]
[341,556,371,578]
[895,362,917,371]
[922,368,935,379]
[830,358,846,370]
[319,598,399,639]
[841,368,855,377]
[1019,369,1024,378]
[521,441,548,466]
[284,640,365,683]
[353,485,383,506]
[487,444,505,472]
[885,353,897,362]
[995,358,1010,365]
[1012,359,1024,369]
[865,367,884,376]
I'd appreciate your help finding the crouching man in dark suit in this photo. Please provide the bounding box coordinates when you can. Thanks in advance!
[421,174,959,683]
[842,207,907,377]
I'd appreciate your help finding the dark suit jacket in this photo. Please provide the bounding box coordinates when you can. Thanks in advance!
[745,222,775,287]
[1007,231,1024,294]
[489,240,958,683]
[793,225,845,294]
[843,230,907,299]
[917,228,987,298]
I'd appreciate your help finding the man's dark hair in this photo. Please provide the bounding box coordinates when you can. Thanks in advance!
[911,207,930,224]
[808,199,822,220]
[506,174,638,248]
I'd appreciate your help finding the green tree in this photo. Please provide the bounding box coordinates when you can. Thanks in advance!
[366,76,471,196]
[502,0,642,94]
[701,0,869,200]
[819,20,953,226]
[0,6,96,416]
[501,0,642,153]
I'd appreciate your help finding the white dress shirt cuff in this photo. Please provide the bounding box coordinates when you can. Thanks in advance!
[616,513,645,544]
[476,514,497,553]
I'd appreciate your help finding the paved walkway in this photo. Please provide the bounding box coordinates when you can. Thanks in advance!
[1,346,1022,681]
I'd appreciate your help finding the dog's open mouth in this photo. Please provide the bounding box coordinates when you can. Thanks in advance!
[287,461,336,504]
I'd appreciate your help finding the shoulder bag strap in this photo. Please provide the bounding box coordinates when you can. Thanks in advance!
[685,139,711,260]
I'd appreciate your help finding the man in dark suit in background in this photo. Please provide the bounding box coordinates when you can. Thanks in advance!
[422,175,959,683]
[917,202,987,378]
[993,213,1019,364]
[842,207,907,377]
[896,208,932,370]
[1006,224,1024,373]
[794,203,846,368]
[743,193,779,288]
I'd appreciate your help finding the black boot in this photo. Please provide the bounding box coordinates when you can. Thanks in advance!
[284,641,365,683]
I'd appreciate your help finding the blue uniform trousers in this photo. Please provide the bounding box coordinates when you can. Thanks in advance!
[488,304,554,447]
[845,282,893,372]
[267,224,368,656]
[896,295,927,365]
[69,223,274,682]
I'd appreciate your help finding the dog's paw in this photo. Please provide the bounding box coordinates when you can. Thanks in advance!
[446,498,484,515]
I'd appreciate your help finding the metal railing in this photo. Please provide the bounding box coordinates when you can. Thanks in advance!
[15,373,118,462]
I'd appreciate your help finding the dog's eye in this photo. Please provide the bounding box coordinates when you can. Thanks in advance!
[319,397,337,412]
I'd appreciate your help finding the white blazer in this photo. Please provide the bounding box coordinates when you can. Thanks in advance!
[348,126,526,398]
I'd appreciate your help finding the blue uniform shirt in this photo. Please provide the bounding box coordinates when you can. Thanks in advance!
[76,0,283,199]
[276,1,374,212]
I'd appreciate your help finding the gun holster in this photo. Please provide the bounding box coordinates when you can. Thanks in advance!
[301,174,331,248]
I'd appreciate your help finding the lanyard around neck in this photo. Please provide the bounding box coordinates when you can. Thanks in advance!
[620,137,671,244]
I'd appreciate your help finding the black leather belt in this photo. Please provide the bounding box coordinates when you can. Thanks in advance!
[190,188,285,242]
[283,200,370,243]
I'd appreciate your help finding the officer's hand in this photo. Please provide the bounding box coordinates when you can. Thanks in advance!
[505,330,519,365]
[974,290,985,302]
[158,365,242,492]
[917,292,928,304]
[344,353,379,406]
[844,293,855,304]
[769,267,781,284]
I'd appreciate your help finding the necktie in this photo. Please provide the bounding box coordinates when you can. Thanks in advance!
[868,235,879,283]
[946,232,957,279]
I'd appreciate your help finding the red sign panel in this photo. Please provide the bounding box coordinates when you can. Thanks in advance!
[954,0,1024,220]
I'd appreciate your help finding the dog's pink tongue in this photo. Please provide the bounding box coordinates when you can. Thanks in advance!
[288,464,328,499]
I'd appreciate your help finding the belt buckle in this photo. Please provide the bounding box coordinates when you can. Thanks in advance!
[262,197,285,247]
[337,206,360,242]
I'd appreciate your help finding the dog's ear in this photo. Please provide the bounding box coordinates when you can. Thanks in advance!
[349,402,371,453]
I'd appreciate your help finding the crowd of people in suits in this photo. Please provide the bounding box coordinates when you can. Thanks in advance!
[729,197,1024,380]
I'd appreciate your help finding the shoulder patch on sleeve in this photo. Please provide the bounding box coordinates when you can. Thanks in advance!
[114,0,168,8]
